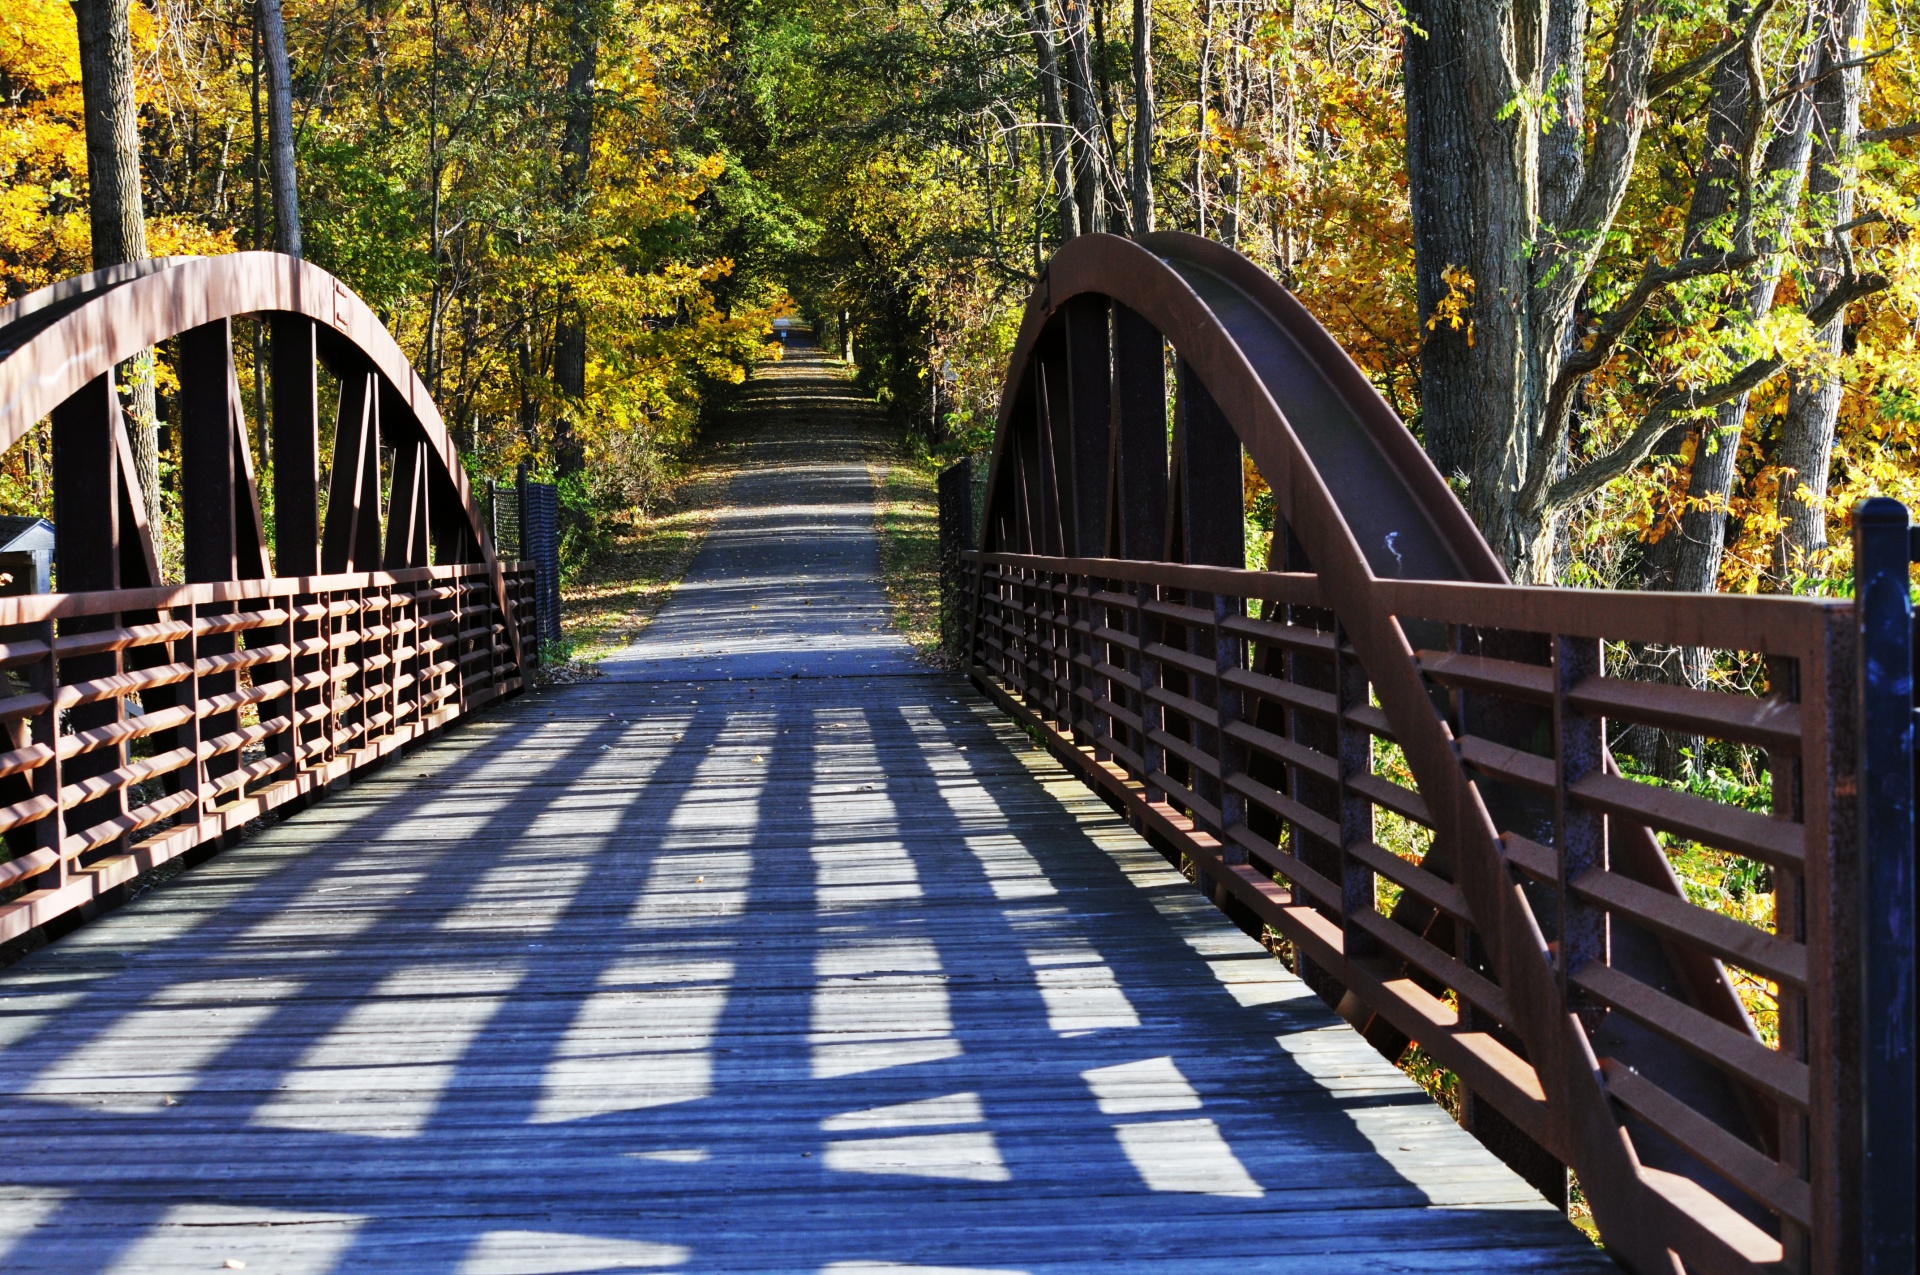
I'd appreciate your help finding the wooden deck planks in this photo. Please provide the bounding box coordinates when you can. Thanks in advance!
[0,348,1612,1273]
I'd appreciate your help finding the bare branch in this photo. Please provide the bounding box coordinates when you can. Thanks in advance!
[1541,270,1889,513]
[1524,244,1756,507]
[1647,33,1740,100]
[1770,48,1895,105]
[1862,121,1920,144]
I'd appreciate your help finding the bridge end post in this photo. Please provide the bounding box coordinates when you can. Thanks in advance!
[1853,497,1917,1274]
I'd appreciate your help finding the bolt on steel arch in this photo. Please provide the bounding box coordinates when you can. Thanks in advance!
[959,231,1879,1273]
[0,252,536,944]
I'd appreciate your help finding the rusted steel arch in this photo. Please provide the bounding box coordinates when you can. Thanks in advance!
[979,231,1502,584]
[0,251,494,591]
[971,233,1808,1272]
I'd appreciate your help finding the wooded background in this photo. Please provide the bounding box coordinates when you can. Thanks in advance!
[0,0,1915,599]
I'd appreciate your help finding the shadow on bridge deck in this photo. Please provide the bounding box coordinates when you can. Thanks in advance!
[0,347,1609,1273]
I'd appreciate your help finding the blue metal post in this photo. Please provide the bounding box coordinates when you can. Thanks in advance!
[1853,496,1917,1273]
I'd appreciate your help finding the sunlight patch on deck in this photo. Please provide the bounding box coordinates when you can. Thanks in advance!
[239,872,425,941]
[1021,939,1140,1034]
[535,958,733,1123]
[458,1229,689,1273]
[438,856,594,933]
[630,850,753,925]
[823,1131,1010,1182]
[1081,1057,1203,1115]
[27,978,299,1109]
[960,834,1057,900]
[252,964,518,1137]
[812,937,958,1078]
[0,1188,66,1261]
[823,1091,985,1131]
[820,1266,1028,1275]
[1112,1118,1264,1198]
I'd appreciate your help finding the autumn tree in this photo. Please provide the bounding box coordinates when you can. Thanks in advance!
[71,0,159,521]
[1404,0,1894,581]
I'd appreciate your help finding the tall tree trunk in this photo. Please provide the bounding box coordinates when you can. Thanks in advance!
[1090,0,1128,233]
[1020,0,1079,240]
[1217,0,1248,247]
[1405,0,1543,560]
[259,0,301,257]
[425,0,444,393]
[1057,0,1104,233]
[1129,0,1154,234]
[551,0,600,478]
[1629,6,1816,778]
[1773,0,1870,582]
[1406,0,1668,578]
[73,0,160,526]
[1649,4,1817,598]
[1194,0,1213,236]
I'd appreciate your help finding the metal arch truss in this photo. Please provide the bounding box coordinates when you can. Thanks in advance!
[0,253,537,944]
[963,233,1862,1274]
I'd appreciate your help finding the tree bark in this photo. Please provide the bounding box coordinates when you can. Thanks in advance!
[259,0,302,257]
[1217,0,1248,247]
[1129,0,1154,234]
[1773,0,1870,582]
[1405,0,1545,563]
[551,0,601,478]
[1055,0,1104,233]
[1020,0,1080,240]
[1648,3,1816,598]
[72,0,160,525]
[1406,0,1755,579]
[1194,0,1214,236]
[1090,0,1127,232]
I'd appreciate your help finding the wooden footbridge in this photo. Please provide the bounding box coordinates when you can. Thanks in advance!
[0,244,1909,1273]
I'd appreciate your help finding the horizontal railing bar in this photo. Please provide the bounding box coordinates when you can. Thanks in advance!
[1419,649,1803,752]
[970,552,1326,605]
[1222,666,1338,720]
[1343,839,1473,925]
[1467,739,1805,871]
[1571,964,1807,1108]
[0,563,501,626]
[59,789,198,859]
[1225,771,1342,848]
[1349,908,1512,1027]
[1599,1058,1811,1227]
[1374,577,1840,657]
[1566,678,1802,754]
[1574,865,1806,989]
[1417,650,1553,704]
[1223,613,1342,656]
[1224,718,1340,784]
[1348,771,1432,828]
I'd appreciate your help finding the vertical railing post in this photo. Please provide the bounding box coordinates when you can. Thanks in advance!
[1212,591,1248,908]
[1140,582,1166,804]
[1853,497,1916,1274]
[1334,631,1376,959]
[1553,633,1608,1012]
[322,588,340,768]
[1088,574,1115,764]
[31,618,62,892]
[1123,580,1150,780]
[185,601,206,827]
